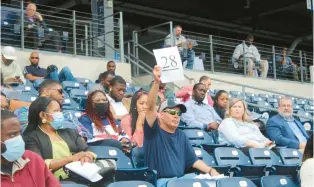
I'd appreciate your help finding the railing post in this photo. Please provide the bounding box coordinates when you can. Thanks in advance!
[134,32,139,76]
[85,25,88,56]
[119,12,125,63]
[272,46,277,79]
[209,35,214,73]
[169,21,174,46]
[303,52,308,81]
[89,22,93,56]
[242,40,247,77]
[20,1,24,50]
[127,42,130,63]
[299,50,304,83]
[242,86,245,96]
[72,10,77,56]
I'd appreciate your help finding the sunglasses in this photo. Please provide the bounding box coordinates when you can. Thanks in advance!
[164,109,182,116]
[51,88,63,95]
[31,57,39,59]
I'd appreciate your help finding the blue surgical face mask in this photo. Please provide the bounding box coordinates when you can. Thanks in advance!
[1,135,25,162]
[49,112,65,130]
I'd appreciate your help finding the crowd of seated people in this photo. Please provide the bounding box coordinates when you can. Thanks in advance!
[0,43,313,186]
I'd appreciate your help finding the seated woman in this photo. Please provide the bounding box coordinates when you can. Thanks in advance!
[23,97,96,181]
[218,98,273,148]
[78,90,130,152]
[300,134,313,187]
[121,89,148,147]
[213,90,229,119]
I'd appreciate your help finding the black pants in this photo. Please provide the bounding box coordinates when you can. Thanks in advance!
[25,28,61,51]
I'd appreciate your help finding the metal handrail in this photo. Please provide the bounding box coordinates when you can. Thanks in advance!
[247,103,313,121]
[134,21,172,33]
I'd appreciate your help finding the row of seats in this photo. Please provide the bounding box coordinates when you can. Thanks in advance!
[60,175,298,187]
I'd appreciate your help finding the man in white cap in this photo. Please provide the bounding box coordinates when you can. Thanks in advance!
[1,46,25,84]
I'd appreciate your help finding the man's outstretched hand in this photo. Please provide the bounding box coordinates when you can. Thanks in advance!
[153,65,161,83]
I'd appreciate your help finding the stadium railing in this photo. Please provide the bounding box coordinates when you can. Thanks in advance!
[1,0,124,62]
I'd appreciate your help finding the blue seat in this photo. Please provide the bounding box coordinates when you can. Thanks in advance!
[88,146,132,168]
[193,147,230,175]
[60,183,88,187]
[249,148,298,178]
[86,83,97,91]
[12,84,38,95]
[258,94,271,100]
[308,100,313,106]
[303,104,314,114]
[215,147,265,181]
[6,92,37,103]
[216,177,257,187]
[62,98,81,111]
[249,96,264,103]
[114,168,157,186]
[166,178,210,187]
[246,92,257,98]
[278,148,302,166]
[63,110,83,119]
[69,89,88,100]
[33,79,45,89]
[107,181,154,187]
[296,99,307,106]
[75,77,92,86]
[208,89,215,97]
[133,86,142,93]
[266,97,278,105]
[256,101,272,113]
[261,175,297,187]
[292,103,301,112]
[62,81,86,91]
[183,129,215,146]
[131,147,145,168]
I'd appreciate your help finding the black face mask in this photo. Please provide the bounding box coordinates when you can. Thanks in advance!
[94,103,109,117]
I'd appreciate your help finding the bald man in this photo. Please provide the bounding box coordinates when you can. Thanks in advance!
[23,52,46,81]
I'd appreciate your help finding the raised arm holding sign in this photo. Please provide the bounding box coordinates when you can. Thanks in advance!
[153,47,185,83]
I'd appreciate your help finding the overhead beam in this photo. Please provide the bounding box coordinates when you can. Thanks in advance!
[114,1,295,42]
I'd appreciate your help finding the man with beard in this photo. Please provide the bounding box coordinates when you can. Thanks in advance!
[1,46,25,84]
[23,52,76,82]
[181,83,221,131]
[267,96,309,149]
[106,76,131,120]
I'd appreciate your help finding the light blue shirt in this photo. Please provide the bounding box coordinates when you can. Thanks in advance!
[283,115,307,143]
[181,99,221,130]
[218,118,268,148]
[275,55,292,65]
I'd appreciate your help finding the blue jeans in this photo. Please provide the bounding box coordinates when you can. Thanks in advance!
[157,173,197,187]
[46,66,76,82]
[181,49,195,69]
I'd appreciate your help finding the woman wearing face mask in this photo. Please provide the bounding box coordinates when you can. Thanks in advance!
[121,89,148,147]
[78,90,130,152]
[23,97,96,181]
[218,98,273,148]
[213,90,229,119]
[1,110,61,187]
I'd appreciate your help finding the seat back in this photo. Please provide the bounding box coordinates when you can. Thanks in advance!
[249,148,283,167]
[114,168,157,186]
[183,129,215,145]
[62,81,85,91]
[215,147,251,167]
[216,177,257,187]
[279,148,302,166]
[107,181,154,187]
[60,183,88,187]
[88,146,133,168]
[69,89,88,99]
[75,78,92,86]
[62,98,81,111]
[131,147,145,168]
[12,85,38,95]
[167,178,210,187]
[261,175,297,187]
[7,92,37,103]
[193,147,216,166]
[33,79,45,89]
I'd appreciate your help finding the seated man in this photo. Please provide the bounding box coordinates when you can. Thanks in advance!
[275,47,299,81]
[106,76,131,120]
[1,92,9,110]
[143,81,174,107]
[23,52,76,83]
[266,96,309,149]
[97,61,116,83]
[1,110,60,187]
[176,75,213,106]
[181,83,222,130]
[20,3,61,51]
[145,66,220,187]
[14,80,92,139]
[233,34,269,78]
[92,71,115,94]
[1,46,25,84]
[164,25,186,51]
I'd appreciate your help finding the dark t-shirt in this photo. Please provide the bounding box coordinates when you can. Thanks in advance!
[144,118,198,178]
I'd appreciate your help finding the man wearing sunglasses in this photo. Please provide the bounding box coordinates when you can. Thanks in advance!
[145,65,220,187]
[1,46,25,85]
[23,51,76,83]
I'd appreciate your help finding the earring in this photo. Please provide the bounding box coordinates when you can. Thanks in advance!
[42,119,47,123]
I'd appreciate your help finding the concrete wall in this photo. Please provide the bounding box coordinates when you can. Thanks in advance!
[134,69,314,100]
[13,49,132,83]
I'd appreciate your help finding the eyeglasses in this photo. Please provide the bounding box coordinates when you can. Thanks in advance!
[31,57,39,59]
[164,109,182,116]
[51,89,63,95]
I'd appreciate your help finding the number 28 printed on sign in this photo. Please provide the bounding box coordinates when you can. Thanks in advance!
[161,55,178,71]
